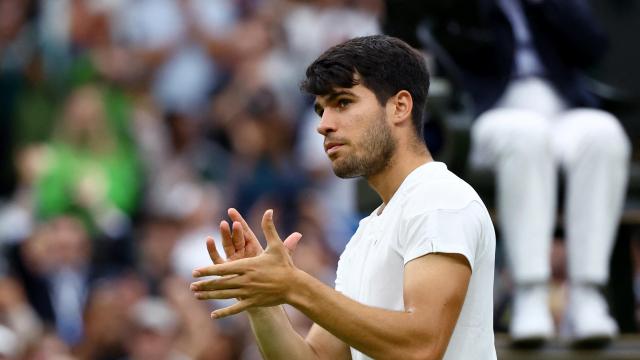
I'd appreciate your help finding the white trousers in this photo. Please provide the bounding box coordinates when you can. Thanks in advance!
[471,78,631,285]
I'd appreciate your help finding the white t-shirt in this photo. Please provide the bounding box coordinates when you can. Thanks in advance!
[335,162,497,360]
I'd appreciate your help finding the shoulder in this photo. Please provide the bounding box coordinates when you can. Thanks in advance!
[397,163,485,217]
[391,164,495,269]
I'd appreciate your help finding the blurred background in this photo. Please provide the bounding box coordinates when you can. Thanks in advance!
[0,0,638,359]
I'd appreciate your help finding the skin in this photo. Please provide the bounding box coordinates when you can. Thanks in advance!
[191,84,472,360]
[315,88,396,179]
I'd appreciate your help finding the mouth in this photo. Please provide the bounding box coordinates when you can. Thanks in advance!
[324,142,344,155]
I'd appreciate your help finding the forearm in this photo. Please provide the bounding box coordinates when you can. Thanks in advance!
[288,271,445,360]
[247,306,320,360]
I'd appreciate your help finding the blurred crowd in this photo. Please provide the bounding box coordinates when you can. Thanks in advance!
[0,0,638,358]
[0,0,383,358]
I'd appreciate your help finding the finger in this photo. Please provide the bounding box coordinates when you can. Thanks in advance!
[261,209,283,248]
[193,289,247,301]
[211,299,254,319]
[220,220,235,258]
[231,221,245,254]
[193,258,253,277]
[229,208,264,255]
[206,236,225,265]
[283,232,303,253]
[190,274,243,291]
[228,208,257,239]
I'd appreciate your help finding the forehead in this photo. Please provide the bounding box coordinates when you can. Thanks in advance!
[314,84,373,107]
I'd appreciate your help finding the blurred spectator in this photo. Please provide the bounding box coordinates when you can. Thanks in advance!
[386,0,631,346]
[113,0,235,114]
[225,88,305,223]
[5,215,95,346]
[162,276,231,360]
[126,297,181,360]
[170,183,225,281]
[283,0,382,75]
[135,216,181,293]
[124,277,229,360]
[35,84,141,240]
[133,110,229,219]
[76,274,147,360]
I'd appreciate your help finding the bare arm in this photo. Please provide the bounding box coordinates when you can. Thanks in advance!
[288,253,470,360]
[192,210,471,360]
[245,307,350,360]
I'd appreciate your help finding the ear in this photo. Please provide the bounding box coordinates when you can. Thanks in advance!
[388,90,413,126]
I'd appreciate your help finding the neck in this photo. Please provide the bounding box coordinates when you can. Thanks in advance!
[366,144,432,208]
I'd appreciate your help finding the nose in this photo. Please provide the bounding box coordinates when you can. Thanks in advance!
[316,110,336,136]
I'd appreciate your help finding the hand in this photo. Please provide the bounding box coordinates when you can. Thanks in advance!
[209,208,301,264]
[74,168,107,208]
[191,209,302,319]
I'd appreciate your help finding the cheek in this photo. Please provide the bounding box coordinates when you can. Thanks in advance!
[358,111,388,139]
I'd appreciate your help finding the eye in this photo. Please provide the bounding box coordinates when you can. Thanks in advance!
[337,99,351,109]
[314,104,324,117]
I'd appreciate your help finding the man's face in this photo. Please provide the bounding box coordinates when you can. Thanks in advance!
[315,84,396,179]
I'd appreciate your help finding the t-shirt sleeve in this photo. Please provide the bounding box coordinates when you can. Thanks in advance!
[334,245,351,293]
[400,201,484,271]
[334,259,344,293]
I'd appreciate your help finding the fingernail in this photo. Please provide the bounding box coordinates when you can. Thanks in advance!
[192,270,200,277]
[211,312,218,319]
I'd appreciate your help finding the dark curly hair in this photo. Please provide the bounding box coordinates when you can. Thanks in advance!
[301,35,430,141]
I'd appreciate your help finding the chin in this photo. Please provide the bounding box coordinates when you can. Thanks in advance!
[331,165,361,179]
[333,172,359,179]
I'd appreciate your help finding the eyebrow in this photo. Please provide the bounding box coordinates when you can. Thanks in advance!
[313,90,356,115]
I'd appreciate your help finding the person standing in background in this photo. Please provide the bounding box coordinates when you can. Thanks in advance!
[385,0,631,346]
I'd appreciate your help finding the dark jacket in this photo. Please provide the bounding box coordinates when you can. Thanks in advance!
[384,0,609,115]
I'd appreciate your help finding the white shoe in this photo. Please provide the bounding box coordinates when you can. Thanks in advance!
[510,284,554,346]
[567,284,618,347]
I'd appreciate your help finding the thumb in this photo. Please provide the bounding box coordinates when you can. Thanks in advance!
[283,232,302,253]
[261,209,283,248]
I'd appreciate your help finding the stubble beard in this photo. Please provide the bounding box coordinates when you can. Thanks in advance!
[332,112,396,179]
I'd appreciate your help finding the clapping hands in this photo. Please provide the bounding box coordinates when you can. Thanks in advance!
[190,209,302,319]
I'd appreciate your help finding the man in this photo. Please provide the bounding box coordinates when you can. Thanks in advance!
[190,35,497,359]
